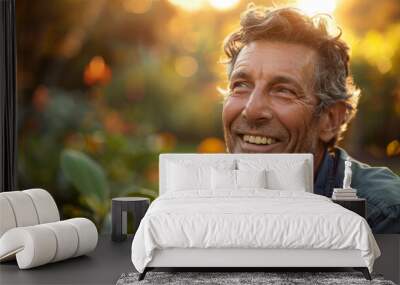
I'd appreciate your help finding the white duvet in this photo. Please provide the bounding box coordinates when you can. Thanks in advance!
[131,190,380,273]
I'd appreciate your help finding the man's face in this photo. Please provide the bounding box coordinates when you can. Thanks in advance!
[222,40,322,155]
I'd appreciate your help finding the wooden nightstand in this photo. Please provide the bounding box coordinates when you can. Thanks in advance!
[111,197,150,242]
[331,198,366,218]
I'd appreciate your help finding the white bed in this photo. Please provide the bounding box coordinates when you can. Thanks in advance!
[131,154,380,280]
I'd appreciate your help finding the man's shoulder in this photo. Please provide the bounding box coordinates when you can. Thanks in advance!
[335,146,399,182]
[334,146,400,205]
[335,147,400,233]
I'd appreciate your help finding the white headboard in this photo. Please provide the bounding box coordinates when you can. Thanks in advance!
[159,153,314,195]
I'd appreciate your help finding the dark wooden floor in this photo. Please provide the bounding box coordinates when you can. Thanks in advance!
[0,234,398,284]
[0,235,135,285]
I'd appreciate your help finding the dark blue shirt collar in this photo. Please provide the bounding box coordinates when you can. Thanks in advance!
[314,148,334,197]
[314,147,346,197]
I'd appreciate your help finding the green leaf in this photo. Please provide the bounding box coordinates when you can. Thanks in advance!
[113,185,158,200]
[61,149,109,203]
[116,185,158,200]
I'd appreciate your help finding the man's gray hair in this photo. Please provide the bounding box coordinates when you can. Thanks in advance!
[222,5,360,149]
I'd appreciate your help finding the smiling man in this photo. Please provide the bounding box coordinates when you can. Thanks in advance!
[221,6,400,233]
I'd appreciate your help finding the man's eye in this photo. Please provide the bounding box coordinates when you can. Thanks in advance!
[231,81,250,90]
[228,81,252,97]
[272,86,297,96]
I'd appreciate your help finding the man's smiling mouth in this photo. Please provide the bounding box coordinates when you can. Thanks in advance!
[242,134,277,145]
[236,131,282,153]
[236,133,282,152]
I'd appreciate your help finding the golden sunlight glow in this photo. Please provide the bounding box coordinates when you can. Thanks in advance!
[122,0,152,14]
[208,0,240,10]
[175,56,198,77]
[349,25,400,74]
[168,0,207,12]
[295,0,337,16]
[169,0,239,11]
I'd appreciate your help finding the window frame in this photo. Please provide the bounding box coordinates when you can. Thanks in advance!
[0,0,17,192]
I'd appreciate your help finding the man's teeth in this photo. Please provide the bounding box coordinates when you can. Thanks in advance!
[243,134,276,145]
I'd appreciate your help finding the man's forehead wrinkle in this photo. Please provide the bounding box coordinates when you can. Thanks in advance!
[230,41,318,95]
[230,44,257,76]
[231,50,252,76]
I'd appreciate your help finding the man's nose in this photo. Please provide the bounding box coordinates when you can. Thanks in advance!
[242,87,273,124]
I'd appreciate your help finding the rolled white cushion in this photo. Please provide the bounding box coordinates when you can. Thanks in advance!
[0,226,57,269]
[64,218,98,257]
[0,218,98,269]
[23,188,60,223]
[42,221,79,262]
[0,196,17,237]
[0,191,39,227]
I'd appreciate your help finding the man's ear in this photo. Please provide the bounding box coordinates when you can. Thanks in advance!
[318,101,347,143]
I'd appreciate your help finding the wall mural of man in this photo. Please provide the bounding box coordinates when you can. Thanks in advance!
[221,5,400,233]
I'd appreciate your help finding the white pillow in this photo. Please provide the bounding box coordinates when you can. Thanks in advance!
[211,168,236,190]
[167,160,236,192]
[238,159,308,191]
[211,168,267,190]
[236,169,267,188]
[168,162,210,191]
[267,165,307,191]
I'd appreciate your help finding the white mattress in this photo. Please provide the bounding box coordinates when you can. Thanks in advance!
[131,190,380,273]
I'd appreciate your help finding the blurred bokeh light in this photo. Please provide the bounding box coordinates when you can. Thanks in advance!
[295,0,337,15]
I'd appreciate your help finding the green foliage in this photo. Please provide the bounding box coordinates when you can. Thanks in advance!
[61,149,108,203]
[60,148,157,229]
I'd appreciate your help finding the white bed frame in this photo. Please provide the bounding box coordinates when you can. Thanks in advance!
[139,154,371,280]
